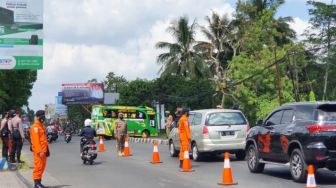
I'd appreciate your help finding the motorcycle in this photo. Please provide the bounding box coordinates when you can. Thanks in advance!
[47,132,58,143]
[64,131,72,143]
[80,138,97,165]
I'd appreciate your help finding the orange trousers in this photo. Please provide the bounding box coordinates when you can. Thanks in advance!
[179,141,190,160]
[33,153,47,180]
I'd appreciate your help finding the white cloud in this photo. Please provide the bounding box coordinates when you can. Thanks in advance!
[29,0,235,111]
[289,17,310,40]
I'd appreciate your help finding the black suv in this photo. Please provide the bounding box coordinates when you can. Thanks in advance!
[246,102,336,182]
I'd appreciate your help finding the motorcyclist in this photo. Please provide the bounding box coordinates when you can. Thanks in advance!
[79,119,96,152]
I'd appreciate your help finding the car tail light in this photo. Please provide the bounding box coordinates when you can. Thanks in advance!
[306,125,336,133]
[246,122,251,132]
[202,125,209,137]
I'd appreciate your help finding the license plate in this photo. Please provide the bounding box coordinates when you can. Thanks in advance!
[221,131,235,136]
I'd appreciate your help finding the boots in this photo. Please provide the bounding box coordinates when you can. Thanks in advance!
[179,160,183,168]
[17,155,24,163]
[34,179,48,188]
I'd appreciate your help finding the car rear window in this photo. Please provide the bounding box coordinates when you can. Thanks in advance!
[317,104,336,121]
[207,112,247,126]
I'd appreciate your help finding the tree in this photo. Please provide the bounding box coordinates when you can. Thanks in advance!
[306,0,336,100]
[103,72,128,93]
[156,16,209,79]
[197,12,240,108]
[0,70,37,111]
[118,79,155,106]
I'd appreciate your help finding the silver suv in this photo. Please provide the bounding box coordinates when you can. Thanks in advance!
[168,109,249,161]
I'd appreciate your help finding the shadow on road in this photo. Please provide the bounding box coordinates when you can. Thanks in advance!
[263,167,336,185]
[48,185,72,188]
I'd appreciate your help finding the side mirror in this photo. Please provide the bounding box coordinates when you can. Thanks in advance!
[256,120,264,126]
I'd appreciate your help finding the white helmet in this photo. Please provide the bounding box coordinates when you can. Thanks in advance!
[84,119,92,127]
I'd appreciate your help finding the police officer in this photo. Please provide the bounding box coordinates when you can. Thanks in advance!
[30,110,49,188]
[79,119,96,152]
[9,110,25,163]
[0,111,10,161]
[115,113,127,156]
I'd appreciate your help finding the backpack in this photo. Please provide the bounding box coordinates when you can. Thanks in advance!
[1,120,10,138]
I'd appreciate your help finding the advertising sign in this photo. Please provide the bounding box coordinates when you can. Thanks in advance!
[55,95,68,116]
[0,0,43,69]
[62,83,104,105]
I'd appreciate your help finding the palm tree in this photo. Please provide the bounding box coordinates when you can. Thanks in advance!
[156,16,208,79]
[197,12,240,108]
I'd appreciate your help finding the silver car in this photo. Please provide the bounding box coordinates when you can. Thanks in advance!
[168,109,249,161]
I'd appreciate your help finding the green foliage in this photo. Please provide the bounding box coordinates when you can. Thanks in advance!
[103,72,128,93]
[67,105,92,130]
[0,70,37,111]
[156,16,209,79]
[309,91,317,102]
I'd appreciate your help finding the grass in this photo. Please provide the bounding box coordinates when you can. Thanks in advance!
[0,140,30,172]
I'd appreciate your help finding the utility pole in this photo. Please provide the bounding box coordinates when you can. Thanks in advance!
[274,47,282,105]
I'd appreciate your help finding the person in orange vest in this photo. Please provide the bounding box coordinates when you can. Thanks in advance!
[178,108,191,168]
[30,110,49,188]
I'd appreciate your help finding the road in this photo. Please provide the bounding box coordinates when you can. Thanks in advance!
[22,136,336,188]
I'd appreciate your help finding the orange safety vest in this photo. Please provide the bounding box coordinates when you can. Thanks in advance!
[30,120,49,154]
[178,114,191,142]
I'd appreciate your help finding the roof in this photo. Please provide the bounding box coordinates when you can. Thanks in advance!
[190,109,242,114]
[282,101,336,107]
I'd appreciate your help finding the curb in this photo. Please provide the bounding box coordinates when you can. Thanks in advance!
[128,137,169,145]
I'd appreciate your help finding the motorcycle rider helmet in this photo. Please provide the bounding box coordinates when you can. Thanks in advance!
[84,119,92,127]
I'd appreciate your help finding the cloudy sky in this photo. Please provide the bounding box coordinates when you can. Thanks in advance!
[28,0,330,111]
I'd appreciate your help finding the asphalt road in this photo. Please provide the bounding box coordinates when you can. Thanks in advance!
[23,136,336,188]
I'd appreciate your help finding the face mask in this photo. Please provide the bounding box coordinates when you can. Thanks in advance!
[39,116,46,123]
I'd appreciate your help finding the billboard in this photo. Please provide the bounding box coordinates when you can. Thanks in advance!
[55,95,68,116]
[62,83,104,105]
[0,0,43,70]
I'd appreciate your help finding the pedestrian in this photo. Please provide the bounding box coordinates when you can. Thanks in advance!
[30,110,49,188]
[115,113,128,156]
[0,111,10,161]
[8,110,25,163]
[173,107,182,127]
[178,108,191,168]
[164,112,174,138]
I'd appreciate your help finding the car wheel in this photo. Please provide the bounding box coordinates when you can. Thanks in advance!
[290,149,307,183]
[141,130,150,138]
[236,150,246,160]
[191,143,202,161]
[169,140,178,157]
[247,145,265,173]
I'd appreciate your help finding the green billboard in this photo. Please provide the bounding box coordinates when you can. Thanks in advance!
[0,0,43,70]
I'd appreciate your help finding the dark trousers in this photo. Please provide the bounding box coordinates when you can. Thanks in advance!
[1,137,9,159]
[10,138,23,162]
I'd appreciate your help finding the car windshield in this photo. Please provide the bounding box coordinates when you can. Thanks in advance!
[317,104,336,122]
[207,112,246,126]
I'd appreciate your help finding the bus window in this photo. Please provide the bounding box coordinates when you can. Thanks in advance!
[149,115,155,127]
[103,109,112,118]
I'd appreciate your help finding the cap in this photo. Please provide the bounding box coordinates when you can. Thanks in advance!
[35,110,45,117]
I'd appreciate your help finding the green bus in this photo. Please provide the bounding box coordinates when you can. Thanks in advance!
[91,105,159,138]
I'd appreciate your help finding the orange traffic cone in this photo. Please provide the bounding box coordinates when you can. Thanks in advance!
[306,165,317,188]
[180,150,194,172]
[150,141,162,164]
[98,136,105,152]
[218,152,238,185]
[123,137,131,157]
